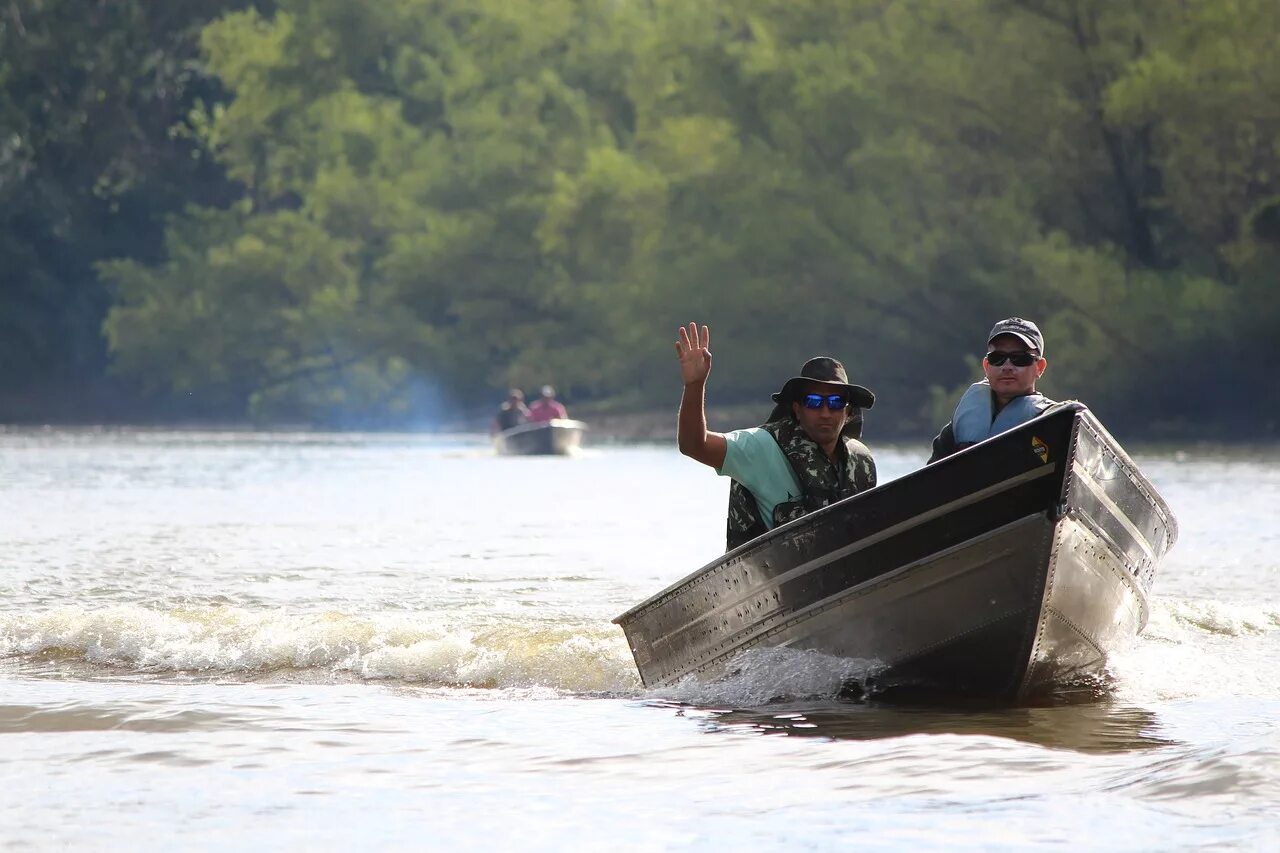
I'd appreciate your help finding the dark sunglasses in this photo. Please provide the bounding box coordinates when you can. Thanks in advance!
[801,393,848,410]
[986,350,1039,367]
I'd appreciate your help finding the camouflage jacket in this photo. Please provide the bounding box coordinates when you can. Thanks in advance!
[725,416,876,551]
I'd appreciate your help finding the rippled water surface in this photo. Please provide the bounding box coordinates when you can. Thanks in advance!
[2,429,1278,850]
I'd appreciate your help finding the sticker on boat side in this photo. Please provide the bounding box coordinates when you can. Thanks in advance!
[1031,436,1049,463]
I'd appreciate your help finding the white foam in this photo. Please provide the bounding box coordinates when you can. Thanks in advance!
[1154,598,1280,637]
[0,605,641,693]
[7,595,1276,704]
[650,647,879,706]
[1108,596,1280,703]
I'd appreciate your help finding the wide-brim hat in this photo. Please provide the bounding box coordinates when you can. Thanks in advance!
[770,356,875,409]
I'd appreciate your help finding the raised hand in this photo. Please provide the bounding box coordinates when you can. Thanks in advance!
[675,322,712,386]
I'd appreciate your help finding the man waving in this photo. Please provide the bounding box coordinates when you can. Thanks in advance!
[675,322,877,551]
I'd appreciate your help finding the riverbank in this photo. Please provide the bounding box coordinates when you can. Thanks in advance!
[4,404,1277,445]
[567,403,774,444]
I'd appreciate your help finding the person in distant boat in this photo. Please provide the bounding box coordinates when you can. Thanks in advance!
[674,322,878,551]
[492,389,531,433]
[928,317,1056,463]
[527,385,568,422]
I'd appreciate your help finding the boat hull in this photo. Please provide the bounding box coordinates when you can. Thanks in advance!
[493,419,586,456]
[613,404,1176,701]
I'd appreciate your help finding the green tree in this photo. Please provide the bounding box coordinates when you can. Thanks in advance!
[96,0,1280,435]
[0,0,270,420]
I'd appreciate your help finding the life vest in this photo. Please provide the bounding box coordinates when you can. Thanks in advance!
[725,416,876,552]
[952,381,1053,446]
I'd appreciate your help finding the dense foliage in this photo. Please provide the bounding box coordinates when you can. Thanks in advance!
[5,0,1279,435]
[0,0,271,419]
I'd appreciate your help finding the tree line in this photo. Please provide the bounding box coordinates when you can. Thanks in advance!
[4,0,1278,436]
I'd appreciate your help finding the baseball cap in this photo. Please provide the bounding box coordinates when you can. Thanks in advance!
[987,317,1044,355]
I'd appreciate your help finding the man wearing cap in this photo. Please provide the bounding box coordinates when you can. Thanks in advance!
[928,317,1055,463]
[675,322,877,551]
[528,385,569,422]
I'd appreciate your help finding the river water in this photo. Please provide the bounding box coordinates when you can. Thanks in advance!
[1,429,1277,850]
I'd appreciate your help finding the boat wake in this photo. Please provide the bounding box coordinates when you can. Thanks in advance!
[3,595,1275,703]
[1106,596,1280,704]
[1151,597,1280,637]
[0,604,640,693]
[648,647,883,706]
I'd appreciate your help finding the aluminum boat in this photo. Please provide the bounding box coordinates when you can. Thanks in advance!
[493,418,587,456]
[613,403,1177,701]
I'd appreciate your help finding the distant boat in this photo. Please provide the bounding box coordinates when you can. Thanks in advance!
[614,403,1177,702]
[493,418,587,456]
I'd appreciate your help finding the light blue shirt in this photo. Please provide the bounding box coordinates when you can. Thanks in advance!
[716,428,802,529]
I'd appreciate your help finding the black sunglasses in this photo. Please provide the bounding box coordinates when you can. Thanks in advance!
[986,350,1039,367]
[801,393,847,410]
